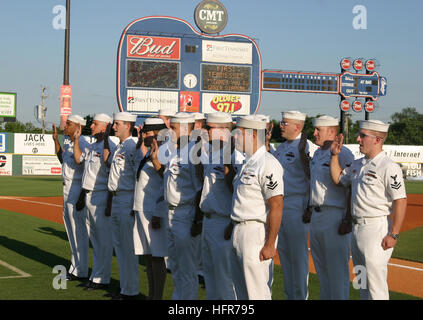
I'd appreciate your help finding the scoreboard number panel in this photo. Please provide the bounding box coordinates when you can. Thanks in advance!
[201,64,251,93]
[127,60,180,90]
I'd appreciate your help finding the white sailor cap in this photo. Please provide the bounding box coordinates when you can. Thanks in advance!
[360,120,390,132]
[67,115,86,126]
[281,111,307,121]
[206,112,233,124]
[193,112,206,120]
[237,115,267,130]
[113,112,137,122]
[93,113,112,124]
[312,115,339,127]
[171,112,195,123]
[255,114,271,123]
[142,117,167,132]
[158,108,176,117]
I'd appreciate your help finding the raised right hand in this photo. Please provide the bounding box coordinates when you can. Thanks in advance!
[52,123,58,141]
[330,133,344,155]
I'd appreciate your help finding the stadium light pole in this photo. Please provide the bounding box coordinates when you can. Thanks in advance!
[60,0,71,130]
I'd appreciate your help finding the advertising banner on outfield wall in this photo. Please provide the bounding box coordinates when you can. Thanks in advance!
[0,154,12,176]
[345,144,423,181]
[14,133,55,155]
[22,155,62,176]
[0,133,6,153]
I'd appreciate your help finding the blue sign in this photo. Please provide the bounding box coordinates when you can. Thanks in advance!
[116,16,262,119]
[339,71,386,101]
[0,133,6,153]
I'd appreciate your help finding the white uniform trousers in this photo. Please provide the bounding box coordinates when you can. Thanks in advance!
[85,190,113,284]
[202,214,236,300]
[310,206,351,300]
[351,216,393,300]
[62,180,89,278]
[277,195,310,300]
[230,221,274,300]
[110,191,139,296]
[167,205,200,300]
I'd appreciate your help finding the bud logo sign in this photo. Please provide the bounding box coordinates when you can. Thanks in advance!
[127,36,180,60]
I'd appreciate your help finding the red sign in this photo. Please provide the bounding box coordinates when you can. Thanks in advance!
[365,60,376,72]
[340,100,350,111]
[60,85,72,116]
[51,167,62,174]
[127,35,180,60]
[365,101,375,112]
[353,59,364,71]
[180,91,200,112]
[352,100,363,112]
[210,95,243,113]
[341,58,351,70]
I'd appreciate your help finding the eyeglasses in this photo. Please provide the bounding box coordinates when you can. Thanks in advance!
[280,121,293,126]
[357,132,381,139]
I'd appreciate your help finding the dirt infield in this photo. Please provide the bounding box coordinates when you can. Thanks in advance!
[1,194,422,299]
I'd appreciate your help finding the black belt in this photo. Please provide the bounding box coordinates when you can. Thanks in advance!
[314,206,321,212]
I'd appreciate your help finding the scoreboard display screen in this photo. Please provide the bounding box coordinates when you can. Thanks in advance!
[127,60,179,89]
[202,64,251,93]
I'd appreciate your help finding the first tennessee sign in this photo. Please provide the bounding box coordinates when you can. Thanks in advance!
[127,35,181,60]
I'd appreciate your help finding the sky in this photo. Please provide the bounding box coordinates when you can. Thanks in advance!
[0,0,422,128]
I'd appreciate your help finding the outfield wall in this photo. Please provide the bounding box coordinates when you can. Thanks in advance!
[0,132,422,180]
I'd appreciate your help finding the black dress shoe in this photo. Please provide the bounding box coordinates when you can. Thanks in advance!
[77,280,92,288]
[84,282,109,291]
[66,274,87,281]
[111,293,138,300]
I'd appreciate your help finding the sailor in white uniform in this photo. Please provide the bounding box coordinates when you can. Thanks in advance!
[133,117,168,300]
[309,115,354,300]
[330,120,407,300]
[73,113,115,290]
[104,112,141,300]
[53,115,90,281]
[199,112,236,300]
[151,112,203,300]
[228,115,284,300]
[273,111,318,300]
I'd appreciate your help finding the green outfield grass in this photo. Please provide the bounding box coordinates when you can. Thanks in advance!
[0,208,420,300]
[0,176,63,197]
[405,180,423,194]
[392,226,423,263]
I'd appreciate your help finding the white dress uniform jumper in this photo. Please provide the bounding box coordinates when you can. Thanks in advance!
[273,133,318,300]
[309,146,354,300]
[108,136,141,296]
[199,145,236,300]
[340,151,406,300]
[230,146,284,300]
[163,140,203,300]
[62,136,90,278]
[133,150,168,258]
[79,137,115,284]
